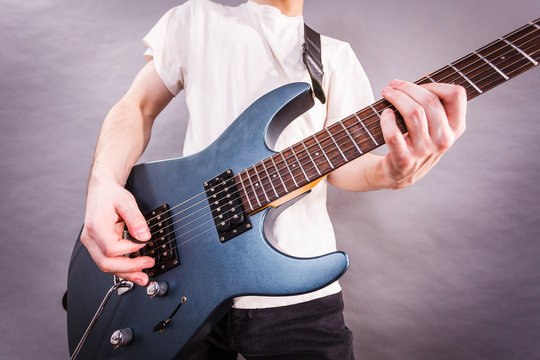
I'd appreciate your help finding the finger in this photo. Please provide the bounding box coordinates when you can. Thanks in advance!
[381,83,429,151]
[84,218,145,257]
[388,79,451,147]
[93,253,155,280]
[106,239,147,257]
[380,108,410,168]
[115,191,151,242]
[421,82,467,136]
[115,271,151,287]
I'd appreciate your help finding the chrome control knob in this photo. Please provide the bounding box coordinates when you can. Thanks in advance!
[110,328,133,349]
[146,281,168,298]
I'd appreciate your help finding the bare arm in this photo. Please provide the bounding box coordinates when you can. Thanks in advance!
[328,80,467,191]
[81,61,174,286]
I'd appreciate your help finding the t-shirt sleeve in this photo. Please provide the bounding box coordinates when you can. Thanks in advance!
[324,40,375,125]
[143,4,192,96]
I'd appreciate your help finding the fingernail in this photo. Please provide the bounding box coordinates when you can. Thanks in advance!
[144,259,155,268]
[135,229,151,240]
[382,86,394,95]
[389,79,403,87]
[135,278,145,286]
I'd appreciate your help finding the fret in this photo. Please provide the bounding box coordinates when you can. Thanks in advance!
[261,160,279,199]
[475,40,536,90]
[237,173,253,212]
[325,128,347,162]
[283,147,306,183]
[280,152,299,188]
[519,35,540,58]
[501,38,538,66]
[472,50,509,80]
[429,65,461,84]
[425,66,448,82]
[443,54,488,98]
[449,64,483,94]
[253,163,270,203]
[507,25,540,64]
[455,52,513,99]
[354,112,378,146]
[531,22,540,30]
[505,23,540,48]
[290,146,310,182]
[301,140,322,176]
[415,77,433,85]
[369,105,382,120]
[312,134,334,169]
[270,155,289,193]
[305,136,332,173]
[246,166,262,207]
[425,73,436,83]
[428,61,484,99]
[338,120,363,155]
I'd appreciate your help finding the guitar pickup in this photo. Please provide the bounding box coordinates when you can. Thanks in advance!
[128,204,180,278]
[204,170,251,243]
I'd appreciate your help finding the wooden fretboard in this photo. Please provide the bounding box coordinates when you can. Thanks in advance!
[235,18,540,214]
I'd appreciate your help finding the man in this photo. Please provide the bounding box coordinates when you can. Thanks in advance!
[80,0,466,358]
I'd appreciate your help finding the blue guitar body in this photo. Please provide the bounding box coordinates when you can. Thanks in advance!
[67,82,349,359]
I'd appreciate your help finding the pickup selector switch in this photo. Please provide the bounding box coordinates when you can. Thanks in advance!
[146,281,168,298]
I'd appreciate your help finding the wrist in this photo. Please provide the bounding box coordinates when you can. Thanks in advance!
[88,165,128,190]
[375,156,407,190]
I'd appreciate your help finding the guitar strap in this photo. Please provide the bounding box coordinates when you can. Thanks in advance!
[303,24,326,104]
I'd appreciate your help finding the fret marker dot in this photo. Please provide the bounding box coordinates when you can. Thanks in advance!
[292,164,296,167]
[273,174,277,178]
[501,56,506,60]
[255,183,259,187]
[315,152,319,156]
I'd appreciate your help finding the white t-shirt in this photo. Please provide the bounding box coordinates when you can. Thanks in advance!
[143,0,374,308]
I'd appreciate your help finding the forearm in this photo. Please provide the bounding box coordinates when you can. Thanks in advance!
[81,61,174,285]
[89,98,153,187]
[89,61,173,189]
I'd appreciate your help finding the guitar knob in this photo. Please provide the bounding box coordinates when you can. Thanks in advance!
[110,328,133,349]
[146,281,168,298]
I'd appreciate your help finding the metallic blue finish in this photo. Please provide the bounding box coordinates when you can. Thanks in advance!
[67,83,349,359]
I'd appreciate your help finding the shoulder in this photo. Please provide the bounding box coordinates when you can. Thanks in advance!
[320,35,358,67]
[321,35,353,53]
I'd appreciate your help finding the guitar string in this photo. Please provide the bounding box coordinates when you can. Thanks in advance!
[148,41,532,255]
[145,44,540,250]
[140,30,540,239]
[143,24,537,229]
[136,44,540,262]
[138,22,536,278]
[141,57,540,261]
[141,27,540,232]
[140,31,540,246]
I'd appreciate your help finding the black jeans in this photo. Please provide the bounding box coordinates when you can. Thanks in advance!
[187,292,354,360]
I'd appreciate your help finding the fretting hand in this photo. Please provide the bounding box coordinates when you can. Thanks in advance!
[379,79,467,189]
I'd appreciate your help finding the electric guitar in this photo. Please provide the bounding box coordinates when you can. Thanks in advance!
[67,19,539,359]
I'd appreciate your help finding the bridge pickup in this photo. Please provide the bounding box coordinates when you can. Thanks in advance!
[128,204,180,278]
[204,170,251,243]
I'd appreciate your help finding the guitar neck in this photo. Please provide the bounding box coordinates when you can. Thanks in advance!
[236,18,540,214]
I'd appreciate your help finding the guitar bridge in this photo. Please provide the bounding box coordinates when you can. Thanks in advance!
[128,204,180,278]
[205,170,251,243]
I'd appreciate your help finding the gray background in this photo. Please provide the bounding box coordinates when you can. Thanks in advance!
[1,0,539,359]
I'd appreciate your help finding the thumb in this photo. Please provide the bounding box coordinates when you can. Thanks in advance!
[116,192,151,242]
